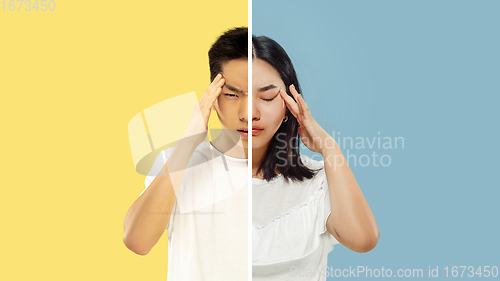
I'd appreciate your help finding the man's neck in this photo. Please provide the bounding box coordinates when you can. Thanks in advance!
[211,133,247,159]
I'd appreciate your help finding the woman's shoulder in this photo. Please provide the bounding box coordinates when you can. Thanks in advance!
[254,155,327,200]
[299,154,325,172]
[253,157,334,265]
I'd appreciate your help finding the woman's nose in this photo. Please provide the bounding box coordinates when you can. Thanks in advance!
[252,103,260,121]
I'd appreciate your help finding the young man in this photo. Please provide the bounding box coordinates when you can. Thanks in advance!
[123,27,249,280]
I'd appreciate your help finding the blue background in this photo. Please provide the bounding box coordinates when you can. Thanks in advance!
[254,0,499,279]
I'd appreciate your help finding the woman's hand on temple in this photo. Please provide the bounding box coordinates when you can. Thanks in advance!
[183,73,225,145]
[279,85,333,155]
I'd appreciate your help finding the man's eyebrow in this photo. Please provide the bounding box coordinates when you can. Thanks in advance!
[258,84,278,92]
[224,84,246,94]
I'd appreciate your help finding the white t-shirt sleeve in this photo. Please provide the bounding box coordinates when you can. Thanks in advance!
[141,147,175,196]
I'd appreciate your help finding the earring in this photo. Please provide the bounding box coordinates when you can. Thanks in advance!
[283,115,288,122]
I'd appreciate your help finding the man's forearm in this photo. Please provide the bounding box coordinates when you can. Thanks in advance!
[122,139,199,255]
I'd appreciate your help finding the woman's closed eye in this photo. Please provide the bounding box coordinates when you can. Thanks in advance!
[261,90,280,102]
[225,93,238,98]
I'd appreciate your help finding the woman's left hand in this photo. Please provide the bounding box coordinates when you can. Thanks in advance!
[279,85,333,154]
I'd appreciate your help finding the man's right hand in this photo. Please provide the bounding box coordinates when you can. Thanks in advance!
[183,73,225,145]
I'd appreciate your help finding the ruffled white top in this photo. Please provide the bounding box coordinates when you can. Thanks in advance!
[252,155,340,280]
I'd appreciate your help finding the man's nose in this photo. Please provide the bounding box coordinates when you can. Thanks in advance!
[239,97,248,121]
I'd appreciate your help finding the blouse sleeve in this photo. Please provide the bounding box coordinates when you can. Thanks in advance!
[316,161,341,247]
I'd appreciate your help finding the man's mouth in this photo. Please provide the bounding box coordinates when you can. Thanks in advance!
[237,129,248,138]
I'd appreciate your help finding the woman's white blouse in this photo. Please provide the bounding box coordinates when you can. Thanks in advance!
[252,155,340,280]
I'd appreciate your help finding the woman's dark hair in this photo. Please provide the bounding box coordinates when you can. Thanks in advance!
[208,27,248,81]
[252,35,320,182]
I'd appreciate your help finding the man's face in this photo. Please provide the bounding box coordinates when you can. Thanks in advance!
[214,58,249,145]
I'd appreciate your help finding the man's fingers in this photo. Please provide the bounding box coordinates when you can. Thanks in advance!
[208,87,222,110]
[212,79,224,99]
[202,76,224,105]
[216,77,226,91]
[208,73,223,91]
[212,73,222,84]
[198,74,225,123]
[210,76,225,96]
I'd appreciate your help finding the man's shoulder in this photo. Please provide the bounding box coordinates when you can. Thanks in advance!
[193,141,213,159]
[153,142,211,165]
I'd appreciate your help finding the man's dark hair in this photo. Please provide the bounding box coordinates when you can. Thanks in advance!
[252,35,320,183]
[208,27,248,81]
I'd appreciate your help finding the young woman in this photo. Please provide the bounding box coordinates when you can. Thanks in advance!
[252,35,380,280]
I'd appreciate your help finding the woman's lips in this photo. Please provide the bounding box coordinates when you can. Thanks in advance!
[252,129,263,135]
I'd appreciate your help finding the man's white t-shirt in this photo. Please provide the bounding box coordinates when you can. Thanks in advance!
[142,141,248,280]
[252,155,339,281]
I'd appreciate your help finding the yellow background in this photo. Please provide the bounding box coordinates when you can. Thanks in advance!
[0,0,247,280]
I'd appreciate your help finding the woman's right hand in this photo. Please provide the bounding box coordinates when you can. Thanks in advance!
[182,73,225,145]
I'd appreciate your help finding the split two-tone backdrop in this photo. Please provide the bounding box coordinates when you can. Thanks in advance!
[1,0,498,280]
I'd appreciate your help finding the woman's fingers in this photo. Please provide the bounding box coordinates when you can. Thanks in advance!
[290,85,312,120]
[280,90,301,124]
[299,95,311,121]
[298,95,305,120]
[288,85,305,119]
[299,95,311,118]
[279,88,300,121]
[289,84,301,103]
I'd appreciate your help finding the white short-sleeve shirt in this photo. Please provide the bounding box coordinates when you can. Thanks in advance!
[142,141,248,281]
[252,155,339,281]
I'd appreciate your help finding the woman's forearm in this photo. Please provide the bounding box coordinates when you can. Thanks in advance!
[321,139,380,253]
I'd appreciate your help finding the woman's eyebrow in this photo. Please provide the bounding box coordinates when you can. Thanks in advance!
[258,84,278,92]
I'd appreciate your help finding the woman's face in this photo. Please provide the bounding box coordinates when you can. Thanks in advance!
[252,58,287,150]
